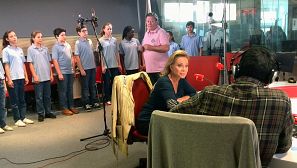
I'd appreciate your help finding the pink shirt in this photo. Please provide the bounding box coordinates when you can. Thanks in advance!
[142,26,169,73]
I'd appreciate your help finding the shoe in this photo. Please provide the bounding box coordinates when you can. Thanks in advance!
[92,103,102,109]
[84,104,92,112]
[106,101,111,105]
[0,127,4,134]
[288,77,296,83]
[15,120,26,127]
[38,115,44,122]
[3,125,13,131]
[63,109,73,116]
[45,113,56,119]
[23,118,34,124]
[69,108,79,114]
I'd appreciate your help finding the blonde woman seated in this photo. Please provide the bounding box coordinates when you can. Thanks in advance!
[136,50,196,136]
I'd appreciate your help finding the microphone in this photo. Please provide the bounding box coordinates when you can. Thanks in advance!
[194,74,215,85]
[91,9,98,27]
[216,62,224,71]
[77,14,85,27]
[208,12,213,17]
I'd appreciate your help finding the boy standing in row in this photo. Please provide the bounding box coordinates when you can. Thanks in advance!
[75,25,101,112]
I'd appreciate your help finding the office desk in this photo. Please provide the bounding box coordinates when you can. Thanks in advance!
[270,138,297,168]
[269,82,297,168]
[269,81,297,124]
[269,81,297,98]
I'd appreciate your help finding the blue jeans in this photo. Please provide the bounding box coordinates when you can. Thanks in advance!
[34,80,52,116]
[0,80,7,128]
[7,79,26,122]
[57,74,74,109]
[126,69,139,75]
[103,68,120,102]
[80,68,97,106]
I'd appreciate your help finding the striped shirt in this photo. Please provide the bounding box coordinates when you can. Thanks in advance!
[170,76,294,167]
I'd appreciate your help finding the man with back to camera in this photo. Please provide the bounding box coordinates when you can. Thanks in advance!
[170,46,294,167]
[142,12,169,85]
[180,21,203,56]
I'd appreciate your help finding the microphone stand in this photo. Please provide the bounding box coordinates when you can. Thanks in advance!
[208,33,212,55]
[222,0,229,84]
[80,18,111,141]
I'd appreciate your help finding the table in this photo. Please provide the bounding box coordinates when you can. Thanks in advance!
[270,137,297,168]
[269,82,297,168]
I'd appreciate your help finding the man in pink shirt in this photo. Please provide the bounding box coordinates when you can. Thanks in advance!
[142,12,169,84]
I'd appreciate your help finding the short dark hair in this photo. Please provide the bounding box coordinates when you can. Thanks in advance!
[146,12,159,22]
[236,46,278,84]
[186,21,195,28]
[53,28,66,38]
[76,25,87,33]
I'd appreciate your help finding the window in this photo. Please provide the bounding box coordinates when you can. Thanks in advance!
[164,3,193,22]
[212,3,236,21]
[196,1,210,23]
[164,1,236,23]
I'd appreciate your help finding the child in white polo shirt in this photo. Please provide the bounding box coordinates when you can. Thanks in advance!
[2,30,34,127]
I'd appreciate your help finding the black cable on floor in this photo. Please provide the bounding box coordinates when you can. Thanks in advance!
[0,137,111,167]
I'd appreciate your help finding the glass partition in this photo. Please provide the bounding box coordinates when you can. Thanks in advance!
[159,0,294,53]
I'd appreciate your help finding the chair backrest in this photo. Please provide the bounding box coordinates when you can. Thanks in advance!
[95,66,102,83]
[132,78,151,119]
[24,62,34,92]
[148,111,261,168]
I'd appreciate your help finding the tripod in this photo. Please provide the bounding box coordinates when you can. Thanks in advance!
[80,15,111,141]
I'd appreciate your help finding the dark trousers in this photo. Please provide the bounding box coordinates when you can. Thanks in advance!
[147,72,160,85]
[57,74,74,109]
[0,80,7,128]
[102,68,120,102]
[126,69,139,75]
[34,80,52,116]
[7,79,27,122]
[135,119,150,136]
[80,68,97,106]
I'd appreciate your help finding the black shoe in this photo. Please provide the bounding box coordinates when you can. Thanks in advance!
[45,113,56,119]
[288,77,296,83]
[84,104,92,112]
[38,115,44,122]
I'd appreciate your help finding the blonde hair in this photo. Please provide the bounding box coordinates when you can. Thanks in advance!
[161,50,189,76]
